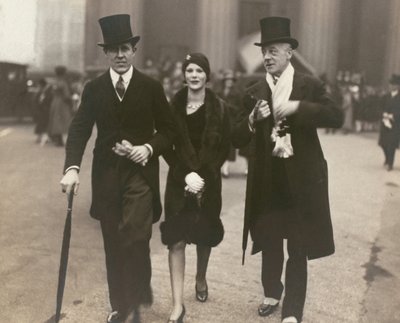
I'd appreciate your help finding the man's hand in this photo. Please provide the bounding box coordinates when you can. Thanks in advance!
[112,140,151,166]
[112,139,134,157]
[128,145,151,166]
[60,169,79,195]
[184,172,205,194]
[249,100,271,127]
[274,100,299,121]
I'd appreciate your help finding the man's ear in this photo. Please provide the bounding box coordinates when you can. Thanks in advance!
[287,48,293,60]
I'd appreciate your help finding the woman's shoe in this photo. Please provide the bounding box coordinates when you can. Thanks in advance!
[195,282,208,302]
[167,305,185,323]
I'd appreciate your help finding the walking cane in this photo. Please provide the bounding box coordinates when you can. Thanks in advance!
[55,186,75,322]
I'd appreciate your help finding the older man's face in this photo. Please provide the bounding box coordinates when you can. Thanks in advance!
[261,43,293,77]
[104,42,136,74]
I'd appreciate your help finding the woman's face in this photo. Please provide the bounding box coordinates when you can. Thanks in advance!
[184,63,207,91]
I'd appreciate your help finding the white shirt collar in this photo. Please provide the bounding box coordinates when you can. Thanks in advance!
[391,89,398,97]
[109,65,133,88]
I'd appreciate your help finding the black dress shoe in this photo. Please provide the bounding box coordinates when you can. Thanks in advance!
[167,304,185,323]
[195,282,208,302]
[107,311,122,323]
[258,302,279,317]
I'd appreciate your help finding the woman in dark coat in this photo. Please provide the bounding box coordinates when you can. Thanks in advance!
[161,53,230,322]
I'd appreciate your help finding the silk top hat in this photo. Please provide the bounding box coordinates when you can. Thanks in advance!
[97,14,140,47]
[254,16,298,49]
[389,74,400,85]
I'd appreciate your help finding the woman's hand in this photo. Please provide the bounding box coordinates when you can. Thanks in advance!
[184,172,205,194]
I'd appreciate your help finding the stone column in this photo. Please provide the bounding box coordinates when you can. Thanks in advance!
[195,0,239,71]
[298,0,340,81]
[385,0,400,80]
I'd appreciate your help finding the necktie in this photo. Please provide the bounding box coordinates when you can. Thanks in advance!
[116,75,125,99]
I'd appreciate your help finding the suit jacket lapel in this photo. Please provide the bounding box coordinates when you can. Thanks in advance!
[290,72,306,101]
[249,78,271,101]
[123,68,144,104]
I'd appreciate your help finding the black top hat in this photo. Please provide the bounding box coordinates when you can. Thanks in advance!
[97,14,140,47]
[389,74,400,85]
[254,16,298,49]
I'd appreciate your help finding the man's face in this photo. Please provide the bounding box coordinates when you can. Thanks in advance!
[261,43,293,77]
[104,42,136,74]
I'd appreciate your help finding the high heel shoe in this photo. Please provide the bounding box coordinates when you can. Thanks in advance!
[195,282,208,302]
[167,304,185,323]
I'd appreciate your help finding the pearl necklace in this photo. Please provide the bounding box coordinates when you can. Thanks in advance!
[186,102,204,110]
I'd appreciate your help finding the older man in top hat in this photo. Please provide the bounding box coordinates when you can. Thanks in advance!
[60,14,175,323]
[378,74,400,171]
[232,17,343,323]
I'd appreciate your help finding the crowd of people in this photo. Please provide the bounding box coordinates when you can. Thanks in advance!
[324,70,389,134]
[31,66,82,147]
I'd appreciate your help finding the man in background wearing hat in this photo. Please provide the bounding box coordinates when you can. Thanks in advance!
[217,69,243,177]
[378,74,400,171]
[232,17,343,323]
[60,14,175,323]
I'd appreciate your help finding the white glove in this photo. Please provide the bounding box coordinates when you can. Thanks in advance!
[184,172,204,194]
[60,168,80,195]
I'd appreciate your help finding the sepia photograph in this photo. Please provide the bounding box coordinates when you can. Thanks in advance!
[0,0,399,322]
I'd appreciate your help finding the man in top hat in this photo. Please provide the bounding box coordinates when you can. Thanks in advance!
[60,14,175,323]
[378,74,400,171]
[232,17,343,323]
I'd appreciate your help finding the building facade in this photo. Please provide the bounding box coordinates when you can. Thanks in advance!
[34,0,400,85]
[34,0,85,73]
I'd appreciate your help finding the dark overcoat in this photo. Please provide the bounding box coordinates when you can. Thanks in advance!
[378,92,400,150]
[64,68,175,223]
[162,88,230,246]
[232,72,344,260]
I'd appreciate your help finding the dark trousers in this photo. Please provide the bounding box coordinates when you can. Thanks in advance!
[100,171,153,317]
[261,237,307,322]
[382,145,396,167]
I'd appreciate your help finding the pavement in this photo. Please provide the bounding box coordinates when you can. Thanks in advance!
[0,123,400,323]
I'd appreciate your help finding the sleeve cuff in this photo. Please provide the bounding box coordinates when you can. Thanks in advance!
[65,166,80,174]
[248,120,255,133]
[144,143,153,157]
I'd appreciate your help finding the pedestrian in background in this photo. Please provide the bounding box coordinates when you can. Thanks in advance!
[378,74,400,171]
[232,17,343,323]
[217,69,243,177]
[160,53,230,323]
[47,65,73,147]
[33,78,52,146]
[59,14,175,323]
